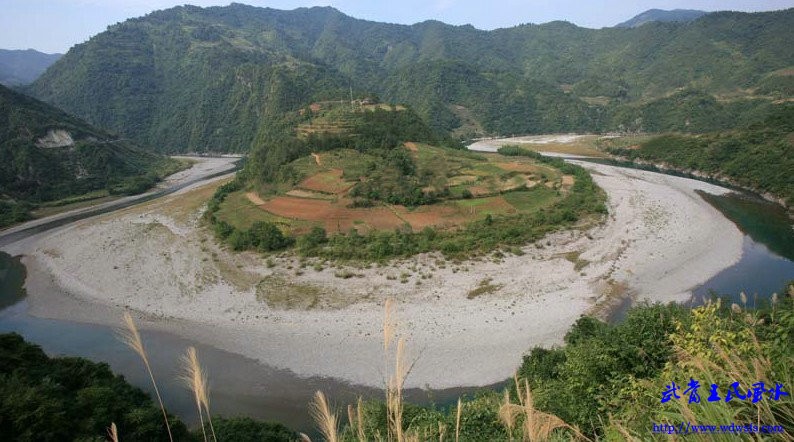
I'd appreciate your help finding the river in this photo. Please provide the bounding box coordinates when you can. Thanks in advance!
[0,158,792,434]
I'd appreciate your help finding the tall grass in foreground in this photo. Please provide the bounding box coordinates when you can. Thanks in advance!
[116,312,174,441]
[180,346,217,442]
[308,299,582,442]
[107,422,119,442]
[499,376,586,441]
[311,391,339,442]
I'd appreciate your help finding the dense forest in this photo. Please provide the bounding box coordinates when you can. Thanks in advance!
[604,104,794,208]
[0,85,184,228]
[27,5,794,153]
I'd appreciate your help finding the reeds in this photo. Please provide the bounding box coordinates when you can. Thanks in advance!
[454,398,462,442]
[316,297,416,442]
[496,375,586,441]
[381,297,419,442]
[310,391,339,442]
[345,397,365,441]
[116,312,173,442]
[107,422,119,442]
[498,390,518,440]
[387,337,409,442]
[180,346,216,442]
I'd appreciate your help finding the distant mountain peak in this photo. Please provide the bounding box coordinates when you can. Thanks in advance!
[615,9,709,28]
[0,49,62,86]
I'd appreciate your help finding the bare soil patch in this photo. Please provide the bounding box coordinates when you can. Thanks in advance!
[298,169,354,194]
[395,204,466,230]
[260,196,405,233]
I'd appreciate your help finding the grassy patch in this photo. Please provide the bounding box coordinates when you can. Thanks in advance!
[466,277,503,299]
[255,275,324,309]
[503,188,560,212]
[562,250,590,272]
[256,274,362,309]
[455,197,500,208]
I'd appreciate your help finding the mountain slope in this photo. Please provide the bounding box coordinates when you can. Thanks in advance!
[615,9,709,28]
[0,85,183,227]
[29,5,794,152]
[0,49,61,86]
[604,103,794,208]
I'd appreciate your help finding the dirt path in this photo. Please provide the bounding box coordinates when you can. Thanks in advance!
[245,192,266,206]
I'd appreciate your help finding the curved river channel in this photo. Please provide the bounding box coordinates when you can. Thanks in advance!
[0,157,792,434]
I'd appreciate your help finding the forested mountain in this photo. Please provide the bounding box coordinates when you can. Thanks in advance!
[28,4,794,153]
[605,103,794,208]
[615,9,709,28]
[0,85,182,227]
[0,49,61,86]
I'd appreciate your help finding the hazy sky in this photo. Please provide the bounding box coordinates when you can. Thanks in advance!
[3,0,793,53]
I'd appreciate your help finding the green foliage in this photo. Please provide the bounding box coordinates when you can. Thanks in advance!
[209,417,297,441]
[246,105,455,185]
[28,5,794,149]
[606,104,794,206]
[235,221,294,252]
[0,200,32,228]
[296,226,328,252]
[516,304,690,432]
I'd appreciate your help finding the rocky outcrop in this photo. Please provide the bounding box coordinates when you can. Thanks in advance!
[36,129,74,148]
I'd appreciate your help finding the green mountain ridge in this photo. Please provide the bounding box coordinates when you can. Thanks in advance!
[0,84,183,227]
[27,4,794,153]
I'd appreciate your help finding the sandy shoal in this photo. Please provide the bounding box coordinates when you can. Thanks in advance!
[5,158,742,389]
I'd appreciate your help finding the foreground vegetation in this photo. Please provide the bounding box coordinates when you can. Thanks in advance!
[3,284,791,441]
[603,104,794,209]
[0,84,186,228]
[323,286,794,441]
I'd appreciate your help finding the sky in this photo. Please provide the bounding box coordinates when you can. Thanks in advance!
[2,0,793,53]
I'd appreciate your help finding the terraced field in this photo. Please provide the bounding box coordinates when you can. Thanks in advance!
[218,143,573,235]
